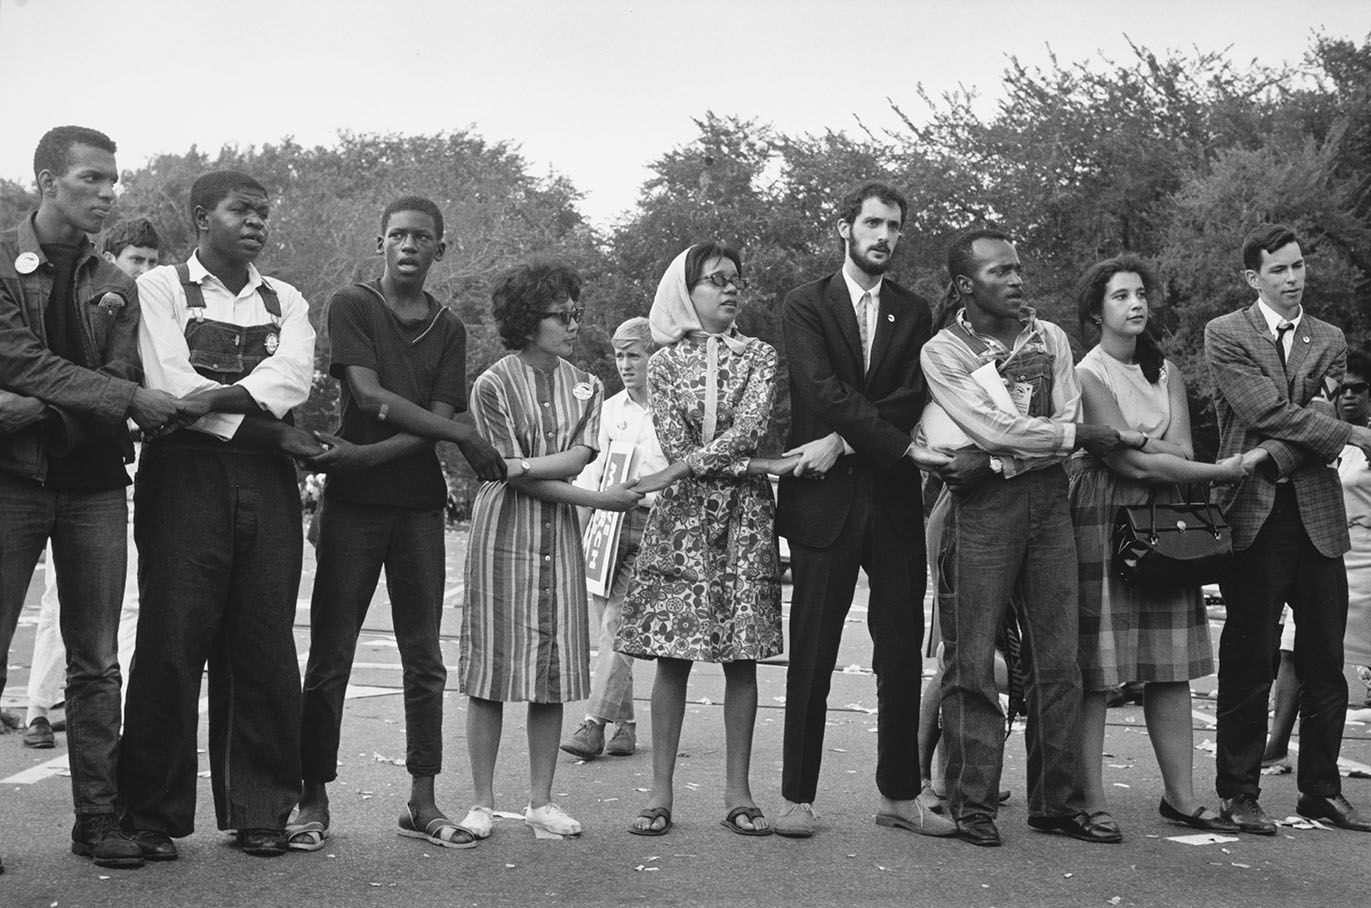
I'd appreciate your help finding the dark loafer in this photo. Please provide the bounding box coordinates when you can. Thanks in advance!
[23,717,55,749]
[131,830,179,861]
[1220,794,1276,836]
[956,813,1002,847]
[1297,793,1371,832]
[1027,810,1123,844]
[1159,798,1240,833]
[236,828,288,857]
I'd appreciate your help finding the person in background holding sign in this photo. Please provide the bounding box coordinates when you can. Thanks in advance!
[616,244,797,837]
[920,229,1144,848]
[1068,254,1249,839]
[460,262,641,840]
[292,197,505,853]
[120,170,324,860]
[561,317,666,761]
[1205,224,1371,835]
[0,125,180,869]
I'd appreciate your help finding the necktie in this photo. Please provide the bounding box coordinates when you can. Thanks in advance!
[857,291,872,371]
[1276,321,1294,372]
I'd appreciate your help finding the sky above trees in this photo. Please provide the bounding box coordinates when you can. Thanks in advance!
[0,0,1369,225]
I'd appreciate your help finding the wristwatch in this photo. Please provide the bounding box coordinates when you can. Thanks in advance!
[988,456,1004,475]
[519,458,532,477]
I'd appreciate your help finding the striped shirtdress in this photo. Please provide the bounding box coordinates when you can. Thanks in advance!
[460,354,601,703]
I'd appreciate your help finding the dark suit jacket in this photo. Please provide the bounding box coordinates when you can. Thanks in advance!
[777,271,932,548]
[1205,303,1352,557]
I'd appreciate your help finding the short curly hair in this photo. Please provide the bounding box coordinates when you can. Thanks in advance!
[490,260,582,350]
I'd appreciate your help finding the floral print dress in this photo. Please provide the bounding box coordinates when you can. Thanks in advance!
[615,333,784,663]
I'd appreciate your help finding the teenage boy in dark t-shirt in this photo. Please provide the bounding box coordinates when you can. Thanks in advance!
[292,196,505,851]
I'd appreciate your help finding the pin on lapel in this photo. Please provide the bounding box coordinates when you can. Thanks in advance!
[1303,336,1310,343]
[886,313,894,322]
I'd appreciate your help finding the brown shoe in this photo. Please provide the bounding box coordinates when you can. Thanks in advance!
[605,723,636,756]
[560,720,605,759]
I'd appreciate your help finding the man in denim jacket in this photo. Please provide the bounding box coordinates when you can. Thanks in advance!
[0,125,179,869]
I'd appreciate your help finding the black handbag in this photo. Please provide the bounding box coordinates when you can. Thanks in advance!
[1112,493,1233,588]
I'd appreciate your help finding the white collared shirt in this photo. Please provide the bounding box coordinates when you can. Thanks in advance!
[574,388,668,508]
[840,263,882,365]
[1255,296,1303,362]
[136,251,316,441]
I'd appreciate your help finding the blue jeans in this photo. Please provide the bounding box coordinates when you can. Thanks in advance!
[938,466,1083,820]
[0,473,126,817]
[301,499,447,781]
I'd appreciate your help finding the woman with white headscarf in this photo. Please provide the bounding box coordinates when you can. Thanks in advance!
[616,243,795,837]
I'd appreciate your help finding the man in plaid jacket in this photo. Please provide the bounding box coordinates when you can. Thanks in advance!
[1205,223,1371,835]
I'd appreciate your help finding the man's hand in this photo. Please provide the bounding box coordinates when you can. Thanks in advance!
[782,432,845,478]
[1350,425,1371,463]
[279,425,327,459]
[936,450,995,495]
[172,393,214,427]
[127,387,180,431]
[908,445,953,470]
[457,435,507,482]
[597,480,645,512]
[306,433,371,472]
[1240,447,1271,476]
[0,390,47,435]
[1075,423,1138,459]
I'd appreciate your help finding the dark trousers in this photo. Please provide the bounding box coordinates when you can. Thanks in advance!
[782,469,925,804]
[939,466,1082,820]
[0,475,126,818]
[1217,485,1348,800]
[301,499,447,782]
[120,445,303,836]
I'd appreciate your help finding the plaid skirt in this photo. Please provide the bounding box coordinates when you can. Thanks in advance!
[1067,458,1213,690]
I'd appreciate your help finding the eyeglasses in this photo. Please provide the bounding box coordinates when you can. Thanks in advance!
[698,272,750,290]
[538,307,584,326]
[1339,381,1369,396]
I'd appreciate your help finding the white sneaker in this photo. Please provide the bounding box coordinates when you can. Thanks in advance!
[525,802,581,836]
[458,805,494,839]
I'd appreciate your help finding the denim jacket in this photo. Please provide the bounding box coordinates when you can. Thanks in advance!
[0,212,140,483]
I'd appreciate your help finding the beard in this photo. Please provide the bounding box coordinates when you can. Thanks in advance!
[848,241,892,276]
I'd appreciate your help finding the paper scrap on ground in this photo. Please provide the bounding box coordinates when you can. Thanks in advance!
[1167,833,1240,845]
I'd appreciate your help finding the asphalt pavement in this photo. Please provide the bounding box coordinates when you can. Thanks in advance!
[2,525,1370,908]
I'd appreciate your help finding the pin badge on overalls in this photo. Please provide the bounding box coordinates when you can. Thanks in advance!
[14,252,39,274]
[572,381,593,401]
[264,332,279,355]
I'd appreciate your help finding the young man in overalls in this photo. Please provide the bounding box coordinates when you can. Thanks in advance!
[120,170,323,859]
[920,229,1141,848]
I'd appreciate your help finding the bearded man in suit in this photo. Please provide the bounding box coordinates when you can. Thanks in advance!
[773,182,954,839]
[1206,223,1371,835]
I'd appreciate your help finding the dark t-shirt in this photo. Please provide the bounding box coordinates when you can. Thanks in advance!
[324,281,468,509]
[39,243,129,492]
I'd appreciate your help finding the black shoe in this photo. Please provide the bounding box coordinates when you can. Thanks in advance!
[1027,810,1123,844]
[956,813,1002,847]
[1297,793,1371,832]
[1159,798,1240,833]
[22,717,55,749]
[236,828,288,857]
[131,830,179,861]
[1220,794,1276,836]
[71,815,144,869]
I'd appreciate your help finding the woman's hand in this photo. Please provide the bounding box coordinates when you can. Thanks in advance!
[1239,448,1270,476]
[1214,453,1247,485]
[746,454,802,476]
[597,480,645,512]
[633,462,690,494]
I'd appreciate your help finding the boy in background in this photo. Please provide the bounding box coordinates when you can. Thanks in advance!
[561,317,666,759]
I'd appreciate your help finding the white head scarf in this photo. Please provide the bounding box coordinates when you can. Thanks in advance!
[647,245,753,443]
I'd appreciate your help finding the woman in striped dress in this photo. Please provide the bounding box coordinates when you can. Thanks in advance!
[1069,254,1251,839]
[460,262,642,839]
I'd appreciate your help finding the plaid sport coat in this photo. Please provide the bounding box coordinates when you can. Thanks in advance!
[1204,302,1352,557]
